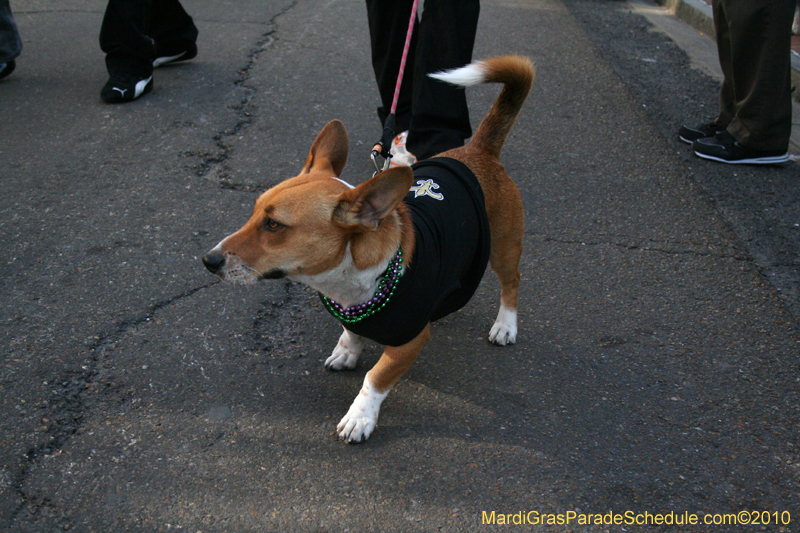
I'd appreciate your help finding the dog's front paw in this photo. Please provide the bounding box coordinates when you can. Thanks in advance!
[336,378,388,443]
[325,328,365,370]
[337,411,377,443]
[489,304,517,346]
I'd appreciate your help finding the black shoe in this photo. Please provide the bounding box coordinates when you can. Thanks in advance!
[678,120,724,144]
[0,60,16,80]
[101,72,153,103]
[692,131,789,165]
[153,42,197,67]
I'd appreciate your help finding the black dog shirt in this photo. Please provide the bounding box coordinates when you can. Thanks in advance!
[320,157,491,347]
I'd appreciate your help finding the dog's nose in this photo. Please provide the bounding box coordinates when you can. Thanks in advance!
[203,251,225,273]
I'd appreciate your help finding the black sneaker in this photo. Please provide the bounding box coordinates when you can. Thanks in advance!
[153,42,197,68]
[692,131,790,165]
[100,73,153,103]
[0,60,16,80]
[678,120,724,144]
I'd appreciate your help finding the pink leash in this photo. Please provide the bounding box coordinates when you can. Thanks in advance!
[390,0,418,115]
[371,0,419,174]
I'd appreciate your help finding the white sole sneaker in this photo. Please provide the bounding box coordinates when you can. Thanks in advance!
[153,51,187,68]
[389,131,417,167]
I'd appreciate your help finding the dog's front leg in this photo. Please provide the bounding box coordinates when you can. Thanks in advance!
[337,324,431,443]
[325,327,366,370]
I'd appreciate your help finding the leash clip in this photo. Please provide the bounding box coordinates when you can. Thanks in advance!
[371,144,392,176]
[371,115,397,176]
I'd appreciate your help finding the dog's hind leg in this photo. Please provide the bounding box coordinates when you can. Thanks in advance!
[487,195,523,346]
[325,328,366,370]
[488,258,520,346]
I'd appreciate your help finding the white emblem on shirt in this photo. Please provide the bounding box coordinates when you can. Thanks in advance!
[410,179,444,200]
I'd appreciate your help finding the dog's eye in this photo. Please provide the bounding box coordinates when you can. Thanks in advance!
[264,218,283,231]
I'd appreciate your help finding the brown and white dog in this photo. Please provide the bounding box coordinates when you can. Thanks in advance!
[203,55,534,443]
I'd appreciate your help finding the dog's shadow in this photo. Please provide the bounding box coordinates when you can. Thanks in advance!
[252,278,606,456]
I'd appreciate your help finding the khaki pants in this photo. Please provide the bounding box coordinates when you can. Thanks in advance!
[713,0,795,152]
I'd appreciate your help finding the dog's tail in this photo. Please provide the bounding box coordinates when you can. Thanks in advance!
[429,55,534,158]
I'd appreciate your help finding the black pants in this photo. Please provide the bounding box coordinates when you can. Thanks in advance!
[99,0,198,77]
[366,0,480,159]
[0,0,22,63]
[712,0,794,152]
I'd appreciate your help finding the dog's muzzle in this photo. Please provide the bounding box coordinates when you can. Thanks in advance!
[202,249,278,284]
[202,251,226,274]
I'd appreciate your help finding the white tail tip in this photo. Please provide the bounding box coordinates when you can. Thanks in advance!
[428,61,488,88]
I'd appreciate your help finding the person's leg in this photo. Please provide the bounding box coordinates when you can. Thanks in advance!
[406,0,479,159]
[365,0,416,133]
[149,0,198,64]
[0,0,22,76]
[99,0,155,77]
[718,0,794,151]
[99,0,158,102]
[676,0,730,142]
[712,0,735,129]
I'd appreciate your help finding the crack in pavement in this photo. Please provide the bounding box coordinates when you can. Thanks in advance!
[248,280,319,359]
[5,280,219,529]
[195,1,299,191]
[537,235,752,261]
[6,4,302,517]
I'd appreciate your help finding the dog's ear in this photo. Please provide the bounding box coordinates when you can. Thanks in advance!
[301,120,350,177]
[332,167,414,231]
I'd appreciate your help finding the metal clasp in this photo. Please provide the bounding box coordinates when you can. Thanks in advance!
[371,144,392,176]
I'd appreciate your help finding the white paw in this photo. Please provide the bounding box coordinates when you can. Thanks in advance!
[337,378,388,443]
[489,304,517,346]
[325,328,365,370]
[337,412,377,443]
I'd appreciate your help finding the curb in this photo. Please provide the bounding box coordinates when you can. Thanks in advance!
[657,0,800,104]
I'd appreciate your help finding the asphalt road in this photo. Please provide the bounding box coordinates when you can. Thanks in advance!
[1,0,798,532]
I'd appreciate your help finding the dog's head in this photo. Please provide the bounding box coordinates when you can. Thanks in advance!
[203,120,413,285]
